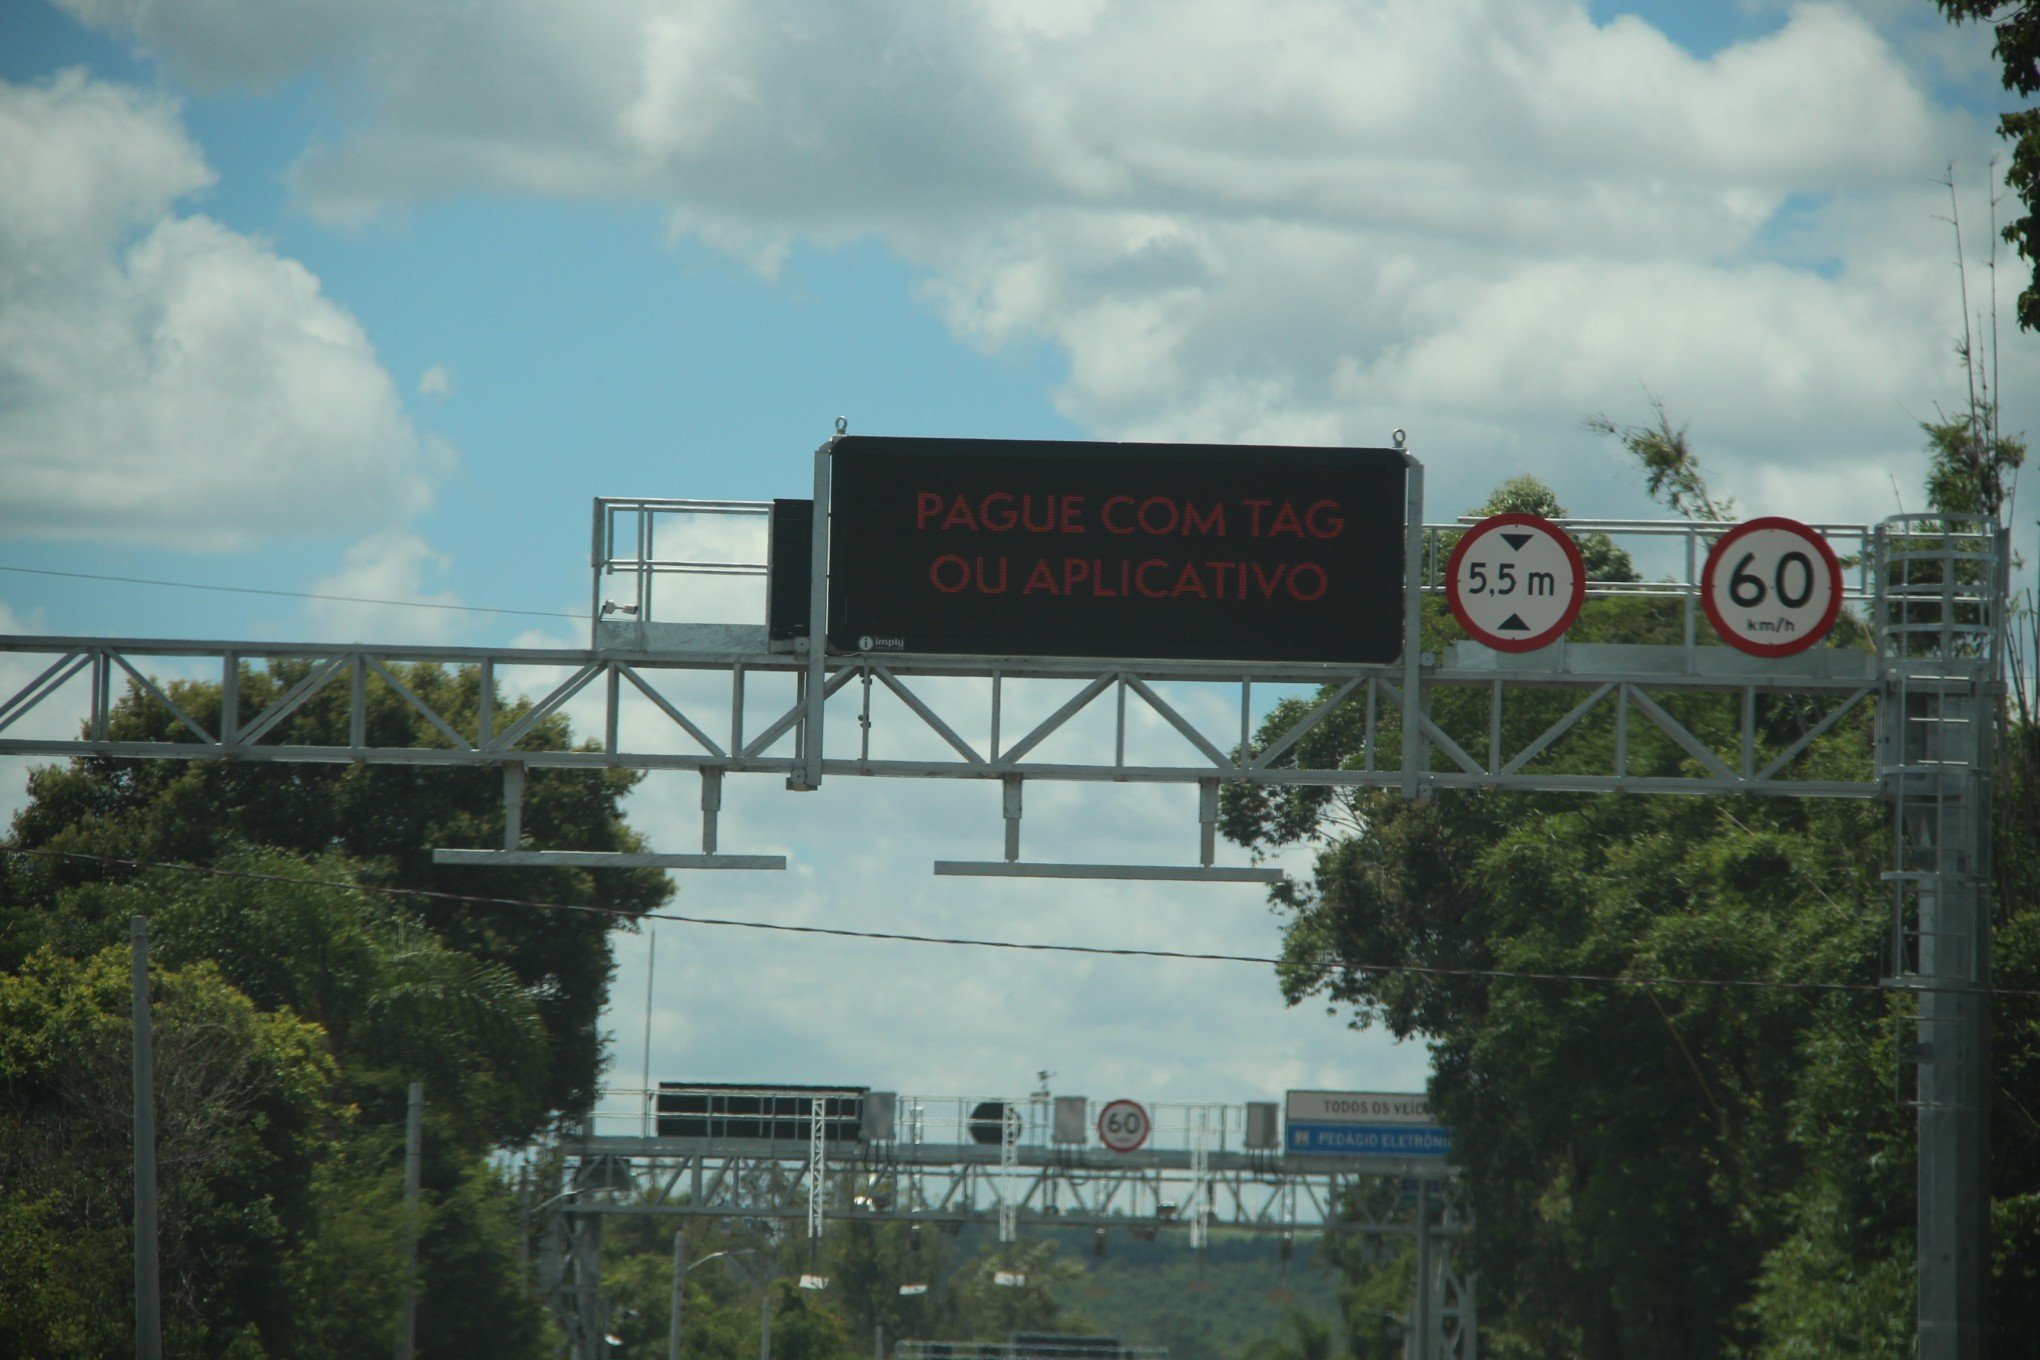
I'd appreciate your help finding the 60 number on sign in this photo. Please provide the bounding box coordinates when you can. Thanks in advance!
[1701,517,1842,657]
[1096,1098,1152,1153]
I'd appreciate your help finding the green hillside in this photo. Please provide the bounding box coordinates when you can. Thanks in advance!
[938,1226,1346,1360]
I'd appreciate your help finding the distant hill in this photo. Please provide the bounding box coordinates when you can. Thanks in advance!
[936,1226,1344,1360]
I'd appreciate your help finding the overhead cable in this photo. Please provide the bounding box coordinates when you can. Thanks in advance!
[11,846,2039,1002]
[0,564,586,621]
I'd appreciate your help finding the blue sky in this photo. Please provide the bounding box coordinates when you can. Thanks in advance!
[3,0,2035,1115]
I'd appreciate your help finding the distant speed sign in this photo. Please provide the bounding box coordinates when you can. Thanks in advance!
[1097,1099,1151,1153]
[1445,513,1586,652]
[1701,517,1841,657]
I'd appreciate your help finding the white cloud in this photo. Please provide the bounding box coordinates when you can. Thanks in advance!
[417,363,452,399]
[60,0,2008,520]
[304,530,466,643]
[37,0,2040,1100]
[0,70,446,551]
[598,760,1418,1106]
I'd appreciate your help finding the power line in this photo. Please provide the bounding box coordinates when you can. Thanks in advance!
[12,846,2039,1002]
[0,564,587,621]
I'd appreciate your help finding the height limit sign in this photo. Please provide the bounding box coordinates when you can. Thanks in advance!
[1446,513,1585,652]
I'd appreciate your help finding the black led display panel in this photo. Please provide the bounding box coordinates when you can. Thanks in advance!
[825,437,1407,663]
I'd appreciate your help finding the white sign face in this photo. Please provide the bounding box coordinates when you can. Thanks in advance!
[1096,1098,1152,1152]
[1701,517,1842,657]
[1286,1090,1432,1125]
[1445,513,1586,652]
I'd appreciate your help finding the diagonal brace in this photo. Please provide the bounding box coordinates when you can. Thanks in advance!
[873,666,984,764]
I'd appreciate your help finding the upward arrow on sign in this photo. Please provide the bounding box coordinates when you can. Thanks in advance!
[1444,513,1587,653]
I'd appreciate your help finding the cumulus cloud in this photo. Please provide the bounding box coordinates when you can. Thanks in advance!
[305,530,466,643]
[57,0,2031,525]
[599,744,1408,1105]
[0,70,446,550]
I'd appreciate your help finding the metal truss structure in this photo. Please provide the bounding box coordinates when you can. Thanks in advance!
[0,444,2009,1359]
[538,1092,1474,1360]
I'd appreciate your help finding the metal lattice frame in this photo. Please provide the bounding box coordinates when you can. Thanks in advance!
[0,467,2007,1360]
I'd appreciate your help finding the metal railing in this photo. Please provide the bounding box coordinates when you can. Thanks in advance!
[591,497,772,642]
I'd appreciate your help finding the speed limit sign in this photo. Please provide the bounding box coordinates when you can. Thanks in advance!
[1096,1099,1151,1153]
[1701,517,1842,657]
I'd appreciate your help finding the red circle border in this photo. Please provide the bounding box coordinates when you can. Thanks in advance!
[1444,513,1588,653]
[1699,517,1842,658]
[1095,1098,1151,1153]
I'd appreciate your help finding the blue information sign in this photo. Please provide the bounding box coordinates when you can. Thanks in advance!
[1286,1122,1450,1157]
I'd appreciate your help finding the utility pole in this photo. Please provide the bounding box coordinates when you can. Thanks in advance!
[759,1286,773,1360]
[669,1231,686,1360]
[396,1081,425,1360]
[131,917,162,1360]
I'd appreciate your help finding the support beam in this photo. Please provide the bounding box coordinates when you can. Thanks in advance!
[933,861,1283,884]
[435,849,785,870]
[503,762,525,849]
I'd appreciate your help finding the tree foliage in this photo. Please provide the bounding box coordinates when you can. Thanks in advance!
[1,660,670,1128]
[1225,446,2040,1355]
[0,661,656,1356]
[1939,1,2040,330]
[0,946,335,1358]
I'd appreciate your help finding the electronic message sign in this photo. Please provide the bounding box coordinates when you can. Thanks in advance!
[825,437,1408,663]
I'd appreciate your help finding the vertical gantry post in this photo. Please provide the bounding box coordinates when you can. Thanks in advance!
[702,768,724,854]
[349,653,367,751]
[1197,780,1219,868]
[808,1091,827,1242]
[1400,451,1426,799]
[1003,777,1023,863]
[220,652,239,747]
[1875,515,2001,1360]
[503,762,526,850]
[1413,1179,1433,1360]
[590,497,607,650]
[998,1098,1019,1244]
[576,1212,607,1360]
[90,649,110,741]
[1911,701,1991,1360]
[797,436,835,792]
[669,1231,687,1360]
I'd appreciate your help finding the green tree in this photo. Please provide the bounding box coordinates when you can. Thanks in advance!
[949,1238,1087,1340]
[0,659,670,1129]
[56,849,552,1149]
[1938,2,2040,330]
[0,661,658,1358]
[1225,467,1891,1358]
[0,946,336,1358]
[1244,1310,1340,1360]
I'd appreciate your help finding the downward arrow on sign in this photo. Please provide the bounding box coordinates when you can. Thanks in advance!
[1500,533,1533,551]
